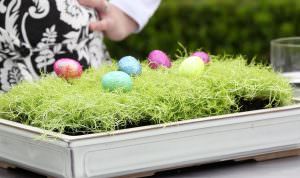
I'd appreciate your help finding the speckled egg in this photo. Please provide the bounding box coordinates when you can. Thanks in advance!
[192,51,210,64]
[101,71,133,92]
[54,58,83,79]
[179,56,205,76]
[118,56,142,76]
[147,50,172,69]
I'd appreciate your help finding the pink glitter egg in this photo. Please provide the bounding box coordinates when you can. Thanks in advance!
[147,50,172,69]
[54,58,83,79]
[192,51,210,64]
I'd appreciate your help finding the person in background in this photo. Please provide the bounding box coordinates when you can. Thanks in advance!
[0,0,161,92]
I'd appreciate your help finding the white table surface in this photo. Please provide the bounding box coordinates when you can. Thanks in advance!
[1,156,300,178]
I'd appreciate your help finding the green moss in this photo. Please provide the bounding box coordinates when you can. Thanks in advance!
[0,56,293,135]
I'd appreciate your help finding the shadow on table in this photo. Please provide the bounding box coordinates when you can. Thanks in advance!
[0,167,45,178]
[152,160,256,177]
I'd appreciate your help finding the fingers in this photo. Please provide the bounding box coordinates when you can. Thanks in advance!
[79,0,112,33]
[79,1,135,41]
[78,0,109,13]
[90,18,128,41]
[89,19,110,32]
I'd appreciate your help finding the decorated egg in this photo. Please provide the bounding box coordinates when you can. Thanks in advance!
[192,51,210,64]
[101,71,133,92]
[54,58,83,79]
[179,56,205,76]
[118,56,142,76]
[147,50,172,69]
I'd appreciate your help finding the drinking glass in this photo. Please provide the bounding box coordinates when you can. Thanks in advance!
[271,37,300,83]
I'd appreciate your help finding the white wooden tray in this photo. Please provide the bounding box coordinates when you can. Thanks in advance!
[1,103,300,178]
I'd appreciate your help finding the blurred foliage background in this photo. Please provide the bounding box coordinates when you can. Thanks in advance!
[106,0,300,63]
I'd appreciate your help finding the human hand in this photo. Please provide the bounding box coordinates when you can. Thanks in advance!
[79,0,138,41]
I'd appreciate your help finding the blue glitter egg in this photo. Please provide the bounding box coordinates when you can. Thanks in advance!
[118,56,142,76]
[101,71,133,92]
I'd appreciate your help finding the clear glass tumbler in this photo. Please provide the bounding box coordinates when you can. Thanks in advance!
[271,37,300,83]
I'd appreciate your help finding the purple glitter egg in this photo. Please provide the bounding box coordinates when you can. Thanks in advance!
[192,51,210,64]
[147,50,172,69]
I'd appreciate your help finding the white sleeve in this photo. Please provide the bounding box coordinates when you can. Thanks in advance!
[109,0,161,32]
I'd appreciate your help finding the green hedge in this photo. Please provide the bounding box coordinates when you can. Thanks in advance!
[106,0,300,63]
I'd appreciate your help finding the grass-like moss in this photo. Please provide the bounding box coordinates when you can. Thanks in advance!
[0,56,293,135]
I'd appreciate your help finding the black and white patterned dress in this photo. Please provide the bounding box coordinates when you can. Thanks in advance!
[0,0,110,93]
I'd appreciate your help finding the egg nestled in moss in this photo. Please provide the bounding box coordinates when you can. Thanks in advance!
[147,50,172,69]
[101,71,133,92]
[54,58,83,79]
[118,56,142,76]
[179,56,205,76]
[192,51,210,64]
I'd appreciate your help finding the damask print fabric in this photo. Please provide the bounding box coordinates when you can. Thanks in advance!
[0,0,110,93]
